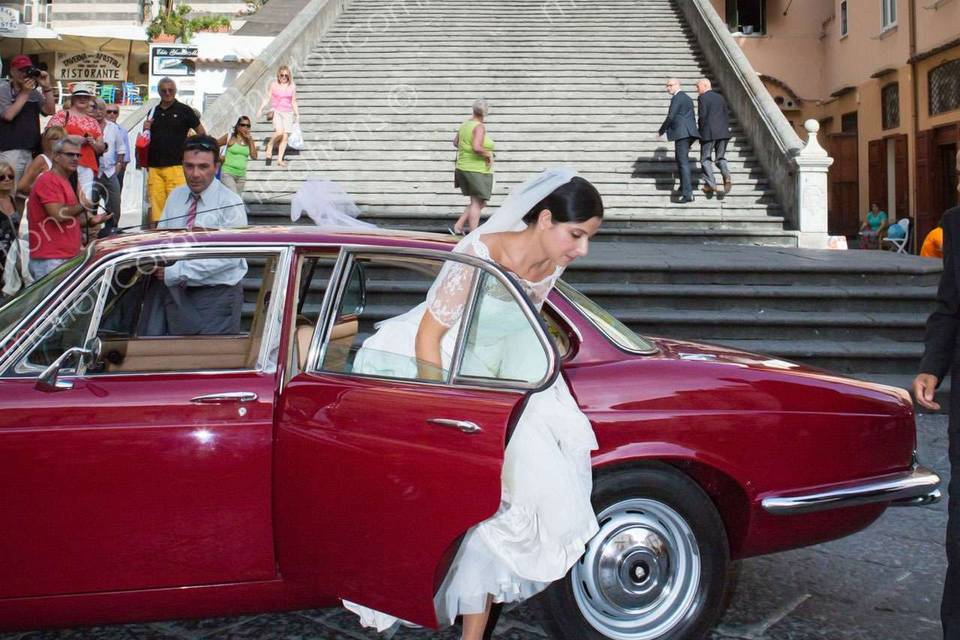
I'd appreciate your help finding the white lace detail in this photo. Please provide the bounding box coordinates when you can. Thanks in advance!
[426,238,563,328]
[426,242,480,328]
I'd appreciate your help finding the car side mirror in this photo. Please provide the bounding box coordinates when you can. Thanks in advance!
[35,338,101,392]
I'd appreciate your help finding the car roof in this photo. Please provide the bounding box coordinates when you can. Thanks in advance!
[93,225,460,260]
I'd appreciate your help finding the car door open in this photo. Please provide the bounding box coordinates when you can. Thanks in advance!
[275,246,558,627]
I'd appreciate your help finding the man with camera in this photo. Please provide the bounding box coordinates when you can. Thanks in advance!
[0,55,56,196]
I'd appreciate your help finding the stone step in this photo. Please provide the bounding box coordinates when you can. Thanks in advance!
[301,278,932,315]
[565,282,936,314]
[240,176,774,198]
[237,149,761,163]
[241,139,755,154]
[244,194,781,214]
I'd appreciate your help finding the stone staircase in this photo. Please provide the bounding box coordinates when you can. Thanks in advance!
[242,0,796,246]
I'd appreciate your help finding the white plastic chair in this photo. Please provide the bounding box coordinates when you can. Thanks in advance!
[883,218,911,254]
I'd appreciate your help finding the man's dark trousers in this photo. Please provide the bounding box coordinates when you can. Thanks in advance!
[946,402,959,639]
[918,205,960,639]
[700,139,730,191]
[674,137,694,199]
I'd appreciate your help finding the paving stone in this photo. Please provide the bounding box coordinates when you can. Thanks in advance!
[158,615,257,638]
[201,613,344,640]
[9,625,180,640]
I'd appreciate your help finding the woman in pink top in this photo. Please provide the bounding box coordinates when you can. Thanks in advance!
[256,65,299,167]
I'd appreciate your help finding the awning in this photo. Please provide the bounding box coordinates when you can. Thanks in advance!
[57,25,148,41]
[191,33,272,63]
[0,24,59,39]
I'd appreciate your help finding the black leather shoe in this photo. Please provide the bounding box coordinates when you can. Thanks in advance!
[677,195,694,203]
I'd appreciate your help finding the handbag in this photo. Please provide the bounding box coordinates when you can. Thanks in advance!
[134,107,155,169]
[287,121,305,150]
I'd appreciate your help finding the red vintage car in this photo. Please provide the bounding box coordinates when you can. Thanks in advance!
[0,228,941,640]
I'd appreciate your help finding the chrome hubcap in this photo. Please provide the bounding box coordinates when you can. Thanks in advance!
[573,498,701,640]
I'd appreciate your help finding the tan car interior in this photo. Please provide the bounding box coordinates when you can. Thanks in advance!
[95,255,277,374]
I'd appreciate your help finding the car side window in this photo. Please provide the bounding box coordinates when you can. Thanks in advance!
[22,274,104,371]
[16,250,284,376]
[315,254,454,381]
[313,251,551,388]
[458,271,549,385]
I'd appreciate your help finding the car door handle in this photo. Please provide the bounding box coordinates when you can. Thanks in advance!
[190,392,258,404]
[427,418,482,434]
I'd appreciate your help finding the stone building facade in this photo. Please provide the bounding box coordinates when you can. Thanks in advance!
[712,0,960,247]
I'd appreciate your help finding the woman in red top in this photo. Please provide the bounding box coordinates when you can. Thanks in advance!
[44,87,104,202]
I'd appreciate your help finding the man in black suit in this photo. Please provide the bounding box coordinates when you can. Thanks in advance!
[914,149,960,640]
[658,78,699,203]
[696,78,732,195]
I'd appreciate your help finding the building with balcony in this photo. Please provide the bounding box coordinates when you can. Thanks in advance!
[711,0,959,247]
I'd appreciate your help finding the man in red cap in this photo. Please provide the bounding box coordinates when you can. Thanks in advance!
[0,55,55,206]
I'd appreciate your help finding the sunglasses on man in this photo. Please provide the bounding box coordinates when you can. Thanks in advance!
[184,140,218,153]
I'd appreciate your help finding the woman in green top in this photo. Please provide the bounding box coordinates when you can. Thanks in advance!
[452,98,494,235]
[858,203,887,249]
[217,116,258,196]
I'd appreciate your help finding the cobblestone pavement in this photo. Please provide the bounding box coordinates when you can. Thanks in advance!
[2,414,948,640]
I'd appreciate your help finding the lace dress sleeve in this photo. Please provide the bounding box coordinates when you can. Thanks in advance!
[425,241,483,328]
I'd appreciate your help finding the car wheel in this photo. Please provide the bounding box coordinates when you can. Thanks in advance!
[536,464,730,640]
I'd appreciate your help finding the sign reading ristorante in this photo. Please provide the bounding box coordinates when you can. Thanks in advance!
[55,52,128,81]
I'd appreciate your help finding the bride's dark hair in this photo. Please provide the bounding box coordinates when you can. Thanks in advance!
[522,176,604,225]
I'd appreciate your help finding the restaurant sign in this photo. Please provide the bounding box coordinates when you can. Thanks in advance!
[55,52,128,82]
[0,7,19,32]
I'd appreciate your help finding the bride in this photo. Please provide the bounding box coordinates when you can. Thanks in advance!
[345,167,604,640]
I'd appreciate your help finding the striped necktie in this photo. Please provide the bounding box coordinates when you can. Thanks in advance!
[186,194,200,229]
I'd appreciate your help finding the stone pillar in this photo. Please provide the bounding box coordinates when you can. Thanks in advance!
[795,120,834,249]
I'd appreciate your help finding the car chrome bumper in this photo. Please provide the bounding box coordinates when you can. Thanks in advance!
[762,465,942,515]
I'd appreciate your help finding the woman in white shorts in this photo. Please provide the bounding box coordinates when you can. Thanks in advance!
[256,66,299,167]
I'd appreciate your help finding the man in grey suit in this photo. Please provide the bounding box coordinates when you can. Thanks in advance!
[658,78,700,203]
[697,78,732,195]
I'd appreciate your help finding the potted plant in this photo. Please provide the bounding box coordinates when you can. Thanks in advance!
[189,14,231,33]
[147,4,193,43]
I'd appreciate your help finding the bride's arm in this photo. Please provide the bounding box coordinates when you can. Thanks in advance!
[416,255,477,380]
[415,311,447,381]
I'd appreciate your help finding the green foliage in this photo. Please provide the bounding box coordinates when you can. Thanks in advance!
[146,4,194,42]
[188,14,231,32]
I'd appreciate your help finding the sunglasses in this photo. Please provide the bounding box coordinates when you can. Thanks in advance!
[159,88,175,94]
[106,109,119,114]
[238,122,251,127]
[58,151,82,158]
[184,140,217,152]
[0,174,14,180]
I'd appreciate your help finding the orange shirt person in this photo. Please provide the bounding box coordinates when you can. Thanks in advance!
[921,226,943,258]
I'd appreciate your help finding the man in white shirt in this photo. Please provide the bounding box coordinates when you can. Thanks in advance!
[92,98,124,237]
[104,103,130,189]
[153,135,248,335]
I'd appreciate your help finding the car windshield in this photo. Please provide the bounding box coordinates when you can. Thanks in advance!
[0,252,87,356]
[555,280,658,355]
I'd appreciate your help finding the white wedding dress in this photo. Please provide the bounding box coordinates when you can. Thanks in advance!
[344,236,599,632]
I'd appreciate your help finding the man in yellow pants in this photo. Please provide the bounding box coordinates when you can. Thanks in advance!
[145,77,205,225]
